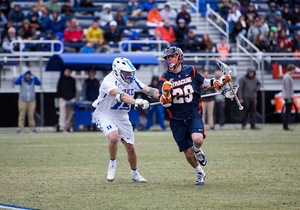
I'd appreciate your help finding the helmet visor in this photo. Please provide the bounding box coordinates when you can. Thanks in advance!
[120,70,135,84]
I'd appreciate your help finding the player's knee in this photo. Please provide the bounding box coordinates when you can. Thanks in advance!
[193,134,203,146]
[109,133,119,144]
[126,144,136,154]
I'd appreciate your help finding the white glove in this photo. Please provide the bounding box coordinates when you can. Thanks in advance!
[134,99,150,110]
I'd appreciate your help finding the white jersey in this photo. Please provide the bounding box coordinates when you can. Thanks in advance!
[93,72,145,119]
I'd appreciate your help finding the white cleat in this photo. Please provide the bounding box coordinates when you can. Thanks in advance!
[132,172,147,183]
[106,164,116,182]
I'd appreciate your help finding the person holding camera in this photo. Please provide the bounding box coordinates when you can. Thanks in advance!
[1,27,25,52]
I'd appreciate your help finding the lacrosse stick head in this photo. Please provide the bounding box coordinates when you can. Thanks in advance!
[223,84,239,99]
[215,59,234,77]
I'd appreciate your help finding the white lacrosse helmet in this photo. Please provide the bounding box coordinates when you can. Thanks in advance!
[112,57,136,85]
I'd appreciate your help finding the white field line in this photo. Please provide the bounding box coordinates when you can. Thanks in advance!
[22,139,300,148]
[0,204,40,210]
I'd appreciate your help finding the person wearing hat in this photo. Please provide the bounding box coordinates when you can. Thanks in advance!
[247,16,269,42]
[99,3,113,26]
[103,20,122,43]
[61,0,74,16]
[160,2,177,26]
[265,2,277,25]
[244,2,258,21]
[292,4,300,25]
[270,10,288,31]
[238,68,261,130]
[37,30,53,51]
[45,0,61,13]
[14,70,41,134]
[174,18,189,45]
[1,27,25,52]
[176,2,191,25]
[219,0,231,21]
[282,4,293,25]
[18,19,37,41]
[216,35,231,61]
[7,4,24,27]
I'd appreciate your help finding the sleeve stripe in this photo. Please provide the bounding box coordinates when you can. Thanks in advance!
[160,77,168,82]
[135,80,143,90]
[192,66,196,78]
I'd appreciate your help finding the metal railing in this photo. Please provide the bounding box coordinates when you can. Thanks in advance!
[10,40,64,55]
[118,40,170,55]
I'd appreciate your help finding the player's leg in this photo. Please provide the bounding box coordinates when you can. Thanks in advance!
[106,130,119,182]
[27,100,36,132]
[18,100,27,132]
[207,101,215,129]
[58,98,67,131]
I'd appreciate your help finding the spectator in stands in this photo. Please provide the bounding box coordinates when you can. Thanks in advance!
[247,17,269,42]
[25,3,42,22]
[219,0,231,21]
[176,2,191,26]
[270,11,288,32]
[275,39,288,52]
[63,18,84,43]
[2,27,25,52]
[216,35,231,61]
[292,5,300,25]
[81,40,95,53]
[85,20,104,47]
[269,0,285,8]
[265,2,277,26]
[56,67,76,133]
[233,15,247,41]
[7,5,24,27]
[267,29,278,52]
[29,14,42,32]
[253,33,269,52]
[292,31,300,52]
[287,0,300,9]
[149,29,167,51]
[201,70,215,130]
[14,70,41,134]
[141,0,157,13]
[61,0,74,17]
[282,64,295,131]
[97,41,110,53]
[238,67,261,130]
[244,2,258,21]
[282,4,293,25]
[99,3,113,27]
[18,19,37,41]
[37,30,53,51]
[183,28,201,52]
[213,70,226,130]
[116,10,132,27]
[174,18,188,46]
[260,16,270,33]
[246,13,255,30]
[122,30,142,52]
[80,0,94,9]
[199,33,214,52]
[103,20,122,44]
[46,0,61,13]
[0,0,10,16]
[227,3,241,34]
[160,2,177,26]
[43,10,66,34]
[0,9,7,25]
[277,29,293,51]
[146,4,163,35]
[154,19,175,43]
[145,76,166,131]
[0,19,12,43]
[54,31,64,52]
[125,0,142,17]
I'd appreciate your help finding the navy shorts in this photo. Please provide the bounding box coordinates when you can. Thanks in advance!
[170,114,206,152]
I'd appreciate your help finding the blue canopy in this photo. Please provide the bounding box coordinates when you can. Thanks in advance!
[45,53,159,72]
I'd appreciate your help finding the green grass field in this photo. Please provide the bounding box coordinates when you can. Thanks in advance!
[0,125,299,210]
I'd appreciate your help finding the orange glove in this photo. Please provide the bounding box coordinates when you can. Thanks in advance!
[214,80,222,90]
[160,94,172,107]
[222,75,232,83]
[162,81,173,95]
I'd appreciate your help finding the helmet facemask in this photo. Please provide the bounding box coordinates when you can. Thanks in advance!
[112,57,136,86]
[163,47,184,71]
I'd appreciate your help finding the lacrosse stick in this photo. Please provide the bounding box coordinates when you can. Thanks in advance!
[150,85,239,106]
[216,59,244,110]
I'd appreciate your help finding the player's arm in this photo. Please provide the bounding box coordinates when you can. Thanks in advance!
[140,85,160,99]
[110,88,150,110]
[201,76,232,90]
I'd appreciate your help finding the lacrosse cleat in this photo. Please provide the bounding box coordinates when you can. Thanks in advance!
[106,164,116,182]
[195,148,207,166]
[196,171,206,185]
[132,172,147,183]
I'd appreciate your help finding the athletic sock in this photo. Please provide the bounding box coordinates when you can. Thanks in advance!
[193,145,200,153]
[131,168,137,176]
[110,158,116,167]
[195,165,204,174]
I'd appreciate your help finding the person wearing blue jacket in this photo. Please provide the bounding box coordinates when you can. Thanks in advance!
[122,30,142,51]
[14,70,41,134]
[43,10,66,33]
[82,40,95,53]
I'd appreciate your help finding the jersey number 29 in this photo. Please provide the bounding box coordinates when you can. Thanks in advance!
[173,84,194,104]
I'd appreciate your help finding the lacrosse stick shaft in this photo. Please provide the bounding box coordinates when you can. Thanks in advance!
[150,92,222,106]
[228,82,243,110]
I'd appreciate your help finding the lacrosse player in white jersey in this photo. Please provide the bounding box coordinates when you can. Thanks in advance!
[93,57,159,183]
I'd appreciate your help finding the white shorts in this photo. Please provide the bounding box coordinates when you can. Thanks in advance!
[95,114,135,145]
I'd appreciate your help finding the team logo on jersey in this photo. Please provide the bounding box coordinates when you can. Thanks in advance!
[172,77,192,88]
